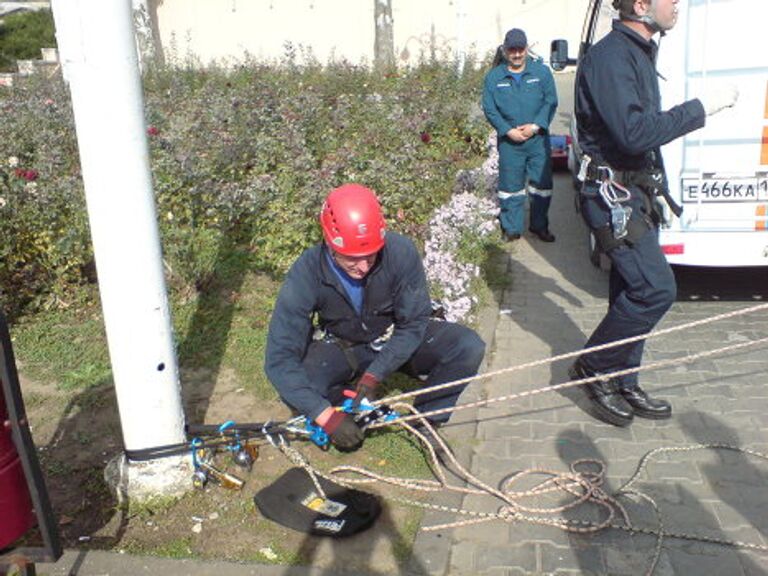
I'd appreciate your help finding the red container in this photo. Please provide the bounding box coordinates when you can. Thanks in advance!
[0,391,35,550]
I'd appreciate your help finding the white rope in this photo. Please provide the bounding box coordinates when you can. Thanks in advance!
[268,303,768,576]
[275,422,768,576]
[372,334,768,427]
[376,301,768,407]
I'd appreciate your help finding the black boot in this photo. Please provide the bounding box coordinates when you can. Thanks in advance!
[569,360,634,427]
[620,384,672,420]
[410,420,453,461]
[529,227,556,242]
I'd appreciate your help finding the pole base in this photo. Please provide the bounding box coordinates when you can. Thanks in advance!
[104,453,192,503]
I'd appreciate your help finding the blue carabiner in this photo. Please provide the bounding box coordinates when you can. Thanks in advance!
[190,437,204,468]
[218,420,236,433]
[341,396,376,414]
[218,420,243,452]
[304,417,330,447]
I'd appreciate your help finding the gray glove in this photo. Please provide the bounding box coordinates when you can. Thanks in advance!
[699,84,739,116]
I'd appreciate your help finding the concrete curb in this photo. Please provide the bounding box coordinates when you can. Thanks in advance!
[40,549,338,576]
[407,249,506,576]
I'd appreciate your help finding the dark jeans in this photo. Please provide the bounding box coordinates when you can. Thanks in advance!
[297,321,485,423]
[579,186,676,388]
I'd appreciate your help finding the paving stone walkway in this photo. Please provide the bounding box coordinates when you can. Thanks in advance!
[410,170,768,576]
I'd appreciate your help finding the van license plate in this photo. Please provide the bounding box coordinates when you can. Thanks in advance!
[681,177,768,203]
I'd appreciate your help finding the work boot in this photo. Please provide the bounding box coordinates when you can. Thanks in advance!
[620,384,672,420]
[410,419,452,459]
[568,360,634,427]
[529,227,556,242]
[503,231,522,242]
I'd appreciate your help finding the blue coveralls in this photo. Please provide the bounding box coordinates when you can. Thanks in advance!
[265,232,486,423]
[574,21,706,387]
[482,57,558,235]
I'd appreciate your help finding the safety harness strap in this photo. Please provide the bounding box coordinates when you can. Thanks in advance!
[584,162,682,220]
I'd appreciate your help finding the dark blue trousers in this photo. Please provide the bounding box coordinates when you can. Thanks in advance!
[298,321,485,423]
[579,187,676,388]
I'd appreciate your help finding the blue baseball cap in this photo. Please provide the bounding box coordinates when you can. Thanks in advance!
[503,28,527,50]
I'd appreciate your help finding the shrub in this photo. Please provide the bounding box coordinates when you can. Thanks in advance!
[424,192,499,322]
[0,59,490,318]
[0,77,90,317]
[0,9,56,72]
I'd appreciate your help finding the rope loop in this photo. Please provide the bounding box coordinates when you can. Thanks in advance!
[266,303,768,575]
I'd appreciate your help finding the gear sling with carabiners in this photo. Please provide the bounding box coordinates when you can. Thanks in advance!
[579,152,682,252]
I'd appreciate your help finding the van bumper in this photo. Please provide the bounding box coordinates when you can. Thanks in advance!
[660,230,768,267]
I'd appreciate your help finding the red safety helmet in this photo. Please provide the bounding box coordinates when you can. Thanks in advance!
[320,184,387,257]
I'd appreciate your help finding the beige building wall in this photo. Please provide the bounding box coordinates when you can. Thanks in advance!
[155,0,590,67]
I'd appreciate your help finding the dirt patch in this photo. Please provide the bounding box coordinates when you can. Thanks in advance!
[18,366,428,573]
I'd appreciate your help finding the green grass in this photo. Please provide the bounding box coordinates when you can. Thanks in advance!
[356,428,433,479]
[11,251,278,398]
[123,536,194,559]
[172,251,278,399]
[481,242,513,293]
[127,495,182,521]
[392,508,424,562]
[39,455,72,477]
[12,303,112,391]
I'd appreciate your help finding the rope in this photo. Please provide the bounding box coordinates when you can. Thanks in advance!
[290,423,768,575]
[274,438,328,500]
[267,304,768,574]
[372,334,768,427]
[272,412,768,576]
[377,301,768,406]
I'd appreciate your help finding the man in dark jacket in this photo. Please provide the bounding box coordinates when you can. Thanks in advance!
[482,28,558,242]
[265,184,486,451]
[571,0,738,426]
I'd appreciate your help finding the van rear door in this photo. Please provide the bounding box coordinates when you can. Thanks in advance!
[658,0,768,234]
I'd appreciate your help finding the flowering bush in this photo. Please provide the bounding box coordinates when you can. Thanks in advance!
[0,60,492,318]
[454,132,499,198]
[0,77,91,316]
[424,191,499,322]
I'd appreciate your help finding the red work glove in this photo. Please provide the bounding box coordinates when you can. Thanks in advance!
[316,407,364,452]
[351,372,379,410]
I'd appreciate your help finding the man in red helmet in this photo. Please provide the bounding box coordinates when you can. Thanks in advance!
[265,184,486,451]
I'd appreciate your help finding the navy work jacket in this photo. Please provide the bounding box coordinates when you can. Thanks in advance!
[482,56,558,137]
[575,20,705,171]
[264,232,432,420]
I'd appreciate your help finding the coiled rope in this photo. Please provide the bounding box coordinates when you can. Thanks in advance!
[282,420,768,576]
[273,302,768,575]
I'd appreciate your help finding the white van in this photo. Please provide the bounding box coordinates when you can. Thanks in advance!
[552,0,768,267]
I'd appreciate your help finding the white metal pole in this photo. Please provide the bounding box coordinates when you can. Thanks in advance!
[50,0,188,497]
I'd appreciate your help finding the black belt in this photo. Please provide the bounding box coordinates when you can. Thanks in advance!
[584,163,683,218]
[583,163,633,184]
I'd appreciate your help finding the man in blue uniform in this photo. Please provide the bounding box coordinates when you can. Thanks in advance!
[482,28,558,242]
[265,184,486,451]
[571,0,738,426]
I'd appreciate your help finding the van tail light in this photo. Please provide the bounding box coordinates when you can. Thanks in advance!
[661,243,685,255]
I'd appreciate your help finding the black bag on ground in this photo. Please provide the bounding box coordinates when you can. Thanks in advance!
[253,467,381,537]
